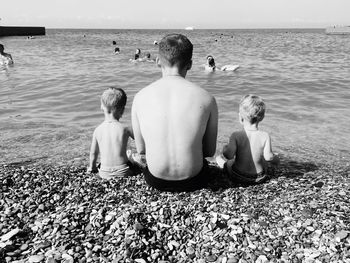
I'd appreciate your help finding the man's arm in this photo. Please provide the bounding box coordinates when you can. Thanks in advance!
[202,97,218,157]
[88,130,99,173]
[223,133,237,160]
[131,94,146,154]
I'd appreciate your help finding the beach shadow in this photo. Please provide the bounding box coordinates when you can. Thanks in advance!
[207,156,319,191]
[271,158,319,179]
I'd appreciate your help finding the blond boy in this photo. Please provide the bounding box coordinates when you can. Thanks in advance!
[216,94,279,184]
[88,87,137,179]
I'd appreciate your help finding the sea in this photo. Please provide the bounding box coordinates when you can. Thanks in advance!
[1,29,349,167]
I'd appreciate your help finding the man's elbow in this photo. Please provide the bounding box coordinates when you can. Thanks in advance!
[203,145,216,158]
[265,153,279,164]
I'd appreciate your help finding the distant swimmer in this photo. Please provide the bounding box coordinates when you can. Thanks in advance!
[112,41,117,45]
[205,55,216,71]
[135,48,141,60]
[129,48,142,62]
[153,40,159,45]
[114,47,120,54]
[0,44,14,65]
[140,52,156,62]
[204,55,239,72]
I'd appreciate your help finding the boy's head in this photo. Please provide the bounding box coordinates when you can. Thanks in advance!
[158,34,193,70]
[239,94,265,124]
[101,87,127,119]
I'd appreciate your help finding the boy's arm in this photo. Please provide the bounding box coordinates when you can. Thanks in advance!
[263,133,279,165]
[131,95,146,154]
[203,97,218,157]
[88,130,99,173]
[222,133,237,160]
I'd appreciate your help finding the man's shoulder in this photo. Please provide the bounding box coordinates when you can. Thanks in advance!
[231,130,245,139]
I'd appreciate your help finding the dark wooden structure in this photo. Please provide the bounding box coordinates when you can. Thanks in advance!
[0,26,45,37]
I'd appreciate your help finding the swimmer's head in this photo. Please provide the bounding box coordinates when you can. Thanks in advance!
[0,44,4,53]
[135,48,141,54]
[158,34,193,70]
[144,52,151,59]
[101,87,127,119]
[112,41,117,45]
[206,55,215,67]
[239,94,266,124]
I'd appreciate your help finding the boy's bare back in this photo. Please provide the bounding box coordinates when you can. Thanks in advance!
[225,129,272,175]
[93,121,131,168]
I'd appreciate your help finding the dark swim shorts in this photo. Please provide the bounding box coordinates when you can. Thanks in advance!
[144,160,210,192]
[224,162,268,184]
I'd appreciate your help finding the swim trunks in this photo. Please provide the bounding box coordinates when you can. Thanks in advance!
[144,160,210,192]
[224,163,268,184]
[99,161,135,179]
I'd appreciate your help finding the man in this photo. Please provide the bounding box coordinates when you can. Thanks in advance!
[0,44,14,65]
[132,34,218,192]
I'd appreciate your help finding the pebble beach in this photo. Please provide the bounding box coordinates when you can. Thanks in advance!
[1,157,349,262]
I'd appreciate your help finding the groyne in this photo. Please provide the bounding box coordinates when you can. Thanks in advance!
[0,26,45,37]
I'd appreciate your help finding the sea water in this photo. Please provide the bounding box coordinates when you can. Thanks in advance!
[1,29,349,166]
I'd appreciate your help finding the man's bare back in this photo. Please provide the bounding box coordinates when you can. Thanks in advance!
[133,76,217,180]
[132,34,218,184]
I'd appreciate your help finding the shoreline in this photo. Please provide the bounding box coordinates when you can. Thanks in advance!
[1,159,349,262]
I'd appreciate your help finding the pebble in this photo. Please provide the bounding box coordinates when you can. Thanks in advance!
[206,255,217,262]
[28,255,45,263]
[1,228,20,242]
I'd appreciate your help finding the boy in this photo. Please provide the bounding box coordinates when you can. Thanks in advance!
[216,94,279,184]
[88,87,138,179]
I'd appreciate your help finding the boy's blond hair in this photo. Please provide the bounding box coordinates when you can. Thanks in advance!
[101,87,127,118]
[239,94,265,124]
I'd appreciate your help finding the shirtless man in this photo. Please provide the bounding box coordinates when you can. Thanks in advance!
[132,34,218,192]
[0,44,14,65]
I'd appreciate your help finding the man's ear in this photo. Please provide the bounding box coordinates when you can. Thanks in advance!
[156,56,161,68]
[187,60,192,70]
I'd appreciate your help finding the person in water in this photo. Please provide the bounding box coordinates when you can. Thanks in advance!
[205,55,216,71]
[88,87,140,179]
[134,48,141,60]
[132,34,218,192]
[139,52,155,62]
[204,55,239,72]
[0,44,14,65]
[114,47,120,54]
[216,94,279,184]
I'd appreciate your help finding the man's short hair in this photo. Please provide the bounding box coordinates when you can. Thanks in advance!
[158,34,193,68]
[101,87,127,116]
[239,94,266,124]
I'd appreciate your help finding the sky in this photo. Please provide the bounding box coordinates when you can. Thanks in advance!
[1,0,350,29]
